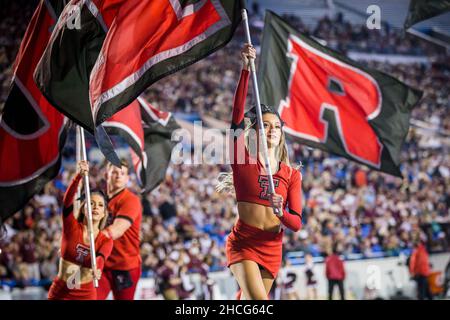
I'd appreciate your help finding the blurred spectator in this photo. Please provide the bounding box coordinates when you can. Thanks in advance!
[19,231,40,281]
[155,257,181,300]
[325,246,346,300]
[409,239,432,300]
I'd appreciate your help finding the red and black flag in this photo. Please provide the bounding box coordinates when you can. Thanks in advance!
[258,11,423,177]
[35,0,242,132]
[404,0,450,29]
[104,97,180,194]
[34,0,122,133]
[33,0,123,165]
[0,0,69,223]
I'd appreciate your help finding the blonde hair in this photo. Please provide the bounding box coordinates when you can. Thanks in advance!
[216,117,292,194]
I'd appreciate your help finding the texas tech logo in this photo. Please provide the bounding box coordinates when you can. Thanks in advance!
[258,176,280,200]
[75,244,90,264]
[279,34,383,168]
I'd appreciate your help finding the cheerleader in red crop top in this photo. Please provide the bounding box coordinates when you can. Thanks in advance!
[217,44,303,300]
[48,160,113,300]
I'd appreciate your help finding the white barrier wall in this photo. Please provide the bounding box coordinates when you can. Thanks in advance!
[206,253,450,300]
[1,253,449,300]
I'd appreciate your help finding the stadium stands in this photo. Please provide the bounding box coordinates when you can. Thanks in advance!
[0,0,449,299]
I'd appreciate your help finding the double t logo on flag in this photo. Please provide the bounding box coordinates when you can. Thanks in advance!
[258,11,423,177]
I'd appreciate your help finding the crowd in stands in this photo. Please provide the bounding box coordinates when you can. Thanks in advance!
[0,1,449,296]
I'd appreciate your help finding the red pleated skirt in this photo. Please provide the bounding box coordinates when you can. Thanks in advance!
[226,219,283,278]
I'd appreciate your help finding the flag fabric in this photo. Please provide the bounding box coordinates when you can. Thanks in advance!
[35,0,242,133]
[0,0,69,223]
[34,0,123,133]
[404,0,450,30]
[258,11,423,177]
[33,0,126,166]
[89,0,243,127]
[104,97,180,193]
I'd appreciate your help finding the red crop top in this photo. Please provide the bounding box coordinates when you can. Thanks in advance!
[60,174,113,270]
[229,70,303,231]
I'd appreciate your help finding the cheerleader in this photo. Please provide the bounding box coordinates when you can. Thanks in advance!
[48,160,113,300]
[217,44,303,300]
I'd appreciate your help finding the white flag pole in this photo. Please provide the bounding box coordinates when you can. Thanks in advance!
[78,126,99,287]
[75,127,82,216]
[241,7,281,215]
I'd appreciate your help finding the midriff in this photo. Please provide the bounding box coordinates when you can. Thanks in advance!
[237,201,281,233]
[57,258,94,284]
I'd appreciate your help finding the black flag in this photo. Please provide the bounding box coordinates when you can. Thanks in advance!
[258,11,423,177]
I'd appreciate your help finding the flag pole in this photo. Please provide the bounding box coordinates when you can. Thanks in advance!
[75,127,82,216]
[240,5,281,215]
[77,126,99,287]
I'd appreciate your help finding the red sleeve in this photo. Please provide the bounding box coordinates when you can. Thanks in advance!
[231,69,250,128]
[278,169,303,231]
[63,173,82,209]
[96,237,113,270]
[115,192,142,225]
[230,70,251,168]
[62,174,82,230]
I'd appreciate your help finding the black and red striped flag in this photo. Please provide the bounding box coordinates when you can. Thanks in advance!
[34,0,122,133]
[104,97,180,194]
[35,0,242,132]
[258,11,423,177]
[0,0,69,223]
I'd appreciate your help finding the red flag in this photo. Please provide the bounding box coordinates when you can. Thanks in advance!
[104,100,144,173]
[89,0,242,125]
[104,97,179,193]
[0,0,68,222]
